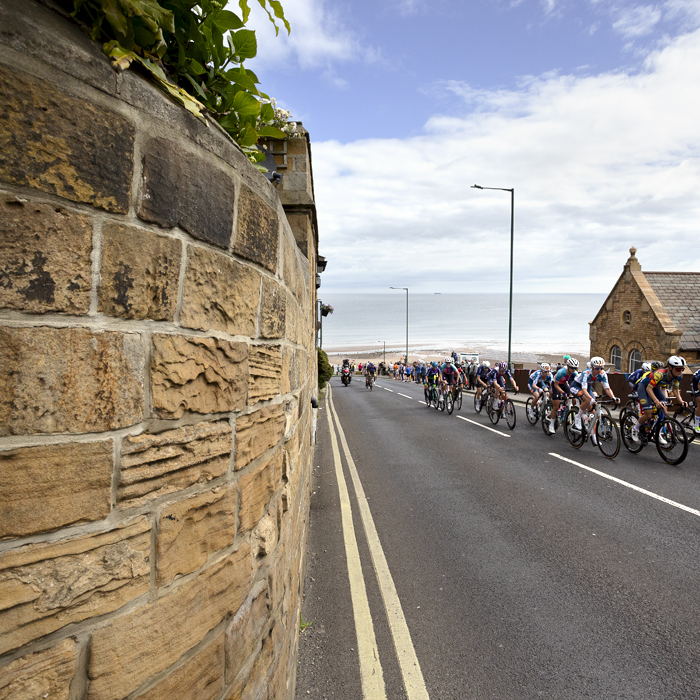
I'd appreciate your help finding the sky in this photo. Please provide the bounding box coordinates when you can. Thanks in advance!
[243,0,700,293]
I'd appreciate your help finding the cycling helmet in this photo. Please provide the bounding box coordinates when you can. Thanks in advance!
[498,361,508,372]
[668,355,686,368]
[444,357,451,364]
[590,356,605,368]
[431,361,438,367]
[566,357,579,369]
[482,360,491,368]
[540,362,550,371]
[641,362,651,372]
[650,360,664,371]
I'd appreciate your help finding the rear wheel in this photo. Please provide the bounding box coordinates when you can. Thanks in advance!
[505,399,516,430]
[564,407,585,448]
[424,387,431,407]
[673,407,696,444]
[526,397,539,425]
[446,391,454,414]
[474,392,483,414]
[621,412,644,454]
[596,415,620,459]
[655,418,688,465]
[541,400,554,436]
[488,396,500,425]
[455,388,463,411]
[439,391,446,412]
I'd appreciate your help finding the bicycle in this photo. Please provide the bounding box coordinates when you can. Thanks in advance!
[454,384,463,411]
[621,402,689,465]
[525,390,549,426]
[438,382,454,414]
[474,384,491,414]
[564,398,620,459]
[672,390,698,444]
[365,373,374,390]
[424,382,439,409]
[486,391,517,430]
[541,394,577,437]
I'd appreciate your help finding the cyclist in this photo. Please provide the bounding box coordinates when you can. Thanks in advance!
[569,357,620,433]
[425,361,440,401]
[547,357,580,434]
[627,361,652,391]
[475,360,491,402]
[365,362,376,387]
[528,362,553,404]
[488,361,519,404]
[692,365,700,435]
[630,356,687,442]
[440,357,460,399]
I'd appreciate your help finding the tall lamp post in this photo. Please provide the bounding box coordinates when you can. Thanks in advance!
[378,341,386,366]
[390,287,408,366]
[471,185,515,370]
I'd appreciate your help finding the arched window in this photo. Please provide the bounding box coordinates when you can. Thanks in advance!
[623,310,632,324]
[629,349,642,373]
[610,346,622,372]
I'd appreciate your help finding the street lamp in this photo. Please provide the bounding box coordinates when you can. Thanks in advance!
[471,184,515,370]
[378,341,386,366]
[390,287,408,366]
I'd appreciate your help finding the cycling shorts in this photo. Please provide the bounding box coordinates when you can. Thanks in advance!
[569,384,584,397]
[426,375,438,386]
[552,382,570,397]
[443,374,456,386]
[638,384,664,409]
[528,381,548,393]
[490,375,506,388]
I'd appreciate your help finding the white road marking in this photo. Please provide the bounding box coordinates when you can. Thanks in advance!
[418,401,427,405]
[457,415,511,438]
[329,390,431,700]
[549,452,700,518]
[398,393,412,399]
[384,388,394,393]
[326,387,386,698]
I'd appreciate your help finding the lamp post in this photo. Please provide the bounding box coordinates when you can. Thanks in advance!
[390,287,408,366]
[471,185,515,370]
[378,341,386,366]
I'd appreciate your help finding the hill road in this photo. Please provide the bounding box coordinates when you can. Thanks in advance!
[295,375,700,700]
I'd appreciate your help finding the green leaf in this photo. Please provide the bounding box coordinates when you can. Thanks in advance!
[260,102,274,121]
[257,125,287,139]
[238,0,251,23]
[233,90,261,117]
[183,72,207,99]
[104,40,136,71]
[100,0,128,35]
[267,0,291,34]
[231,29,257,59]
[218,113,240,131]
[238,123,258,147]
[213,9,244,31]
[225,68,258,93]
[119,0,175,34]
[188,58,206,74]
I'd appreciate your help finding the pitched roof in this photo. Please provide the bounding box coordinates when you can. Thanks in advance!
[645,272,700,351]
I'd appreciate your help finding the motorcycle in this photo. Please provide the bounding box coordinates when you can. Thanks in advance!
[341,367,352,386]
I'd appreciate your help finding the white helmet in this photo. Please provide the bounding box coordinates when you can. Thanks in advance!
[668,355,686,368]
[590,356,605,368]
[642,362,651,372]
[567,357,579,369]
[540,362,550,371]
[483,360,491,368]
[444,357,451,364]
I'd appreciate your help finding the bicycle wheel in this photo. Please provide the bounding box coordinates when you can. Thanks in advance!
[488,397,501,425]
[525,397,538,425]
[474,392,483,414]
[564,407,585,448]
[432,388,440,410]
[446,391,454,414]
[655,418,688,466]
[672,407,696,444]
[596,415,620,459]
[505,399,516,430]
[424,388,431,407]
[541,400,554,436]
[439,391,446,412]
[620,411,644,454]
[456,389,463,411]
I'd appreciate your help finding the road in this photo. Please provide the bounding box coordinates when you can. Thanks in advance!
[295,375,700,700]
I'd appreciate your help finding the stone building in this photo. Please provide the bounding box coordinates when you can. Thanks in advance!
[589,247,700,372]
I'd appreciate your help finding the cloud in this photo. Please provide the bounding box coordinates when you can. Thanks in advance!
[313,27,700,293]
[612,4,662,38]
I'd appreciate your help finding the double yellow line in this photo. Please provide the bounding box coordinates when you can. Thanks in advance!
[326,384,430,700]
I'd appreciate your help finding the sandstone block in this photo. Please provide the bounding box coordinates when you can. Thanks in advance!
[151,334,247,418]
[0,199,92,314]
[0,637,77,700]
[180,246,261,336]
[119,421,232,506]
[133,634,224,700]
[281,232,305,304]
[239,451,283,532]
[0,327,144,436]
[235,404,286,470]
[0,440,112,538]
[0,518,150,655]
[234,187,279,273]
[225,580,270,683]
[252,512,278,561]
[260,278,285,339]
[138,138,235,248]
[0,66,133,213]
[98,223,181,320]
[157,485,237,586]
[248,345,282,405]
[87,544,251,700]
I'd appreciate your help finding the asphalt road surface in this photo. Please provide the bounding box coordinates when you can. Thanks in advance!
[295,376,700,700]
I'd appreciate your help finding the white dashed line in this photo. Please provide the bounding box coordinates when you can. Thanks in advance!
[384,388,394,393]
[398,393,412,399]
[457,415,511,438]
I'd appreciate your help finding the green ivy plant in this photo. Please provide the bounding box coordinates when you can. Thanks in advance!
[62,0,292,165]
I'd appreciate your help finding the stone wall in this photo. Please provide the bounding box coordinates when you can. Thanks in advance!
[0,1,317,698]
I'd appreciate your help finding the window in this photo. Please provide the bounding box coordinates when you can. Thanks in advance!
[629,349,642,373]
[623,310,632,324]
[610,346,622,372]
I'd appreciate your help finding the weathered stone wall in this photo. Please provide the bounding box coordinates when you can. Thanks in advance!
[0,1,317,698]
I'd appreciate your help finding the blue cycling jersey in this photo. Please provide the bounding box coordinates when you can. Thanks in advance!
[571,368,609,392]
[441,363,458,376]
[554,367,578,385]
[487,368,513,383]
[693,368,700,393]
[627,368,647,386]
[476,366,490,379]
[528,369,553,387]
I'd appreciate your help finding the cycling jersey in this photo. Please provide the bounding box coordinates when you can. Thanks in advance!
[692,368,700,393]
[554,367,578,386]
[638,367,680,391]
[487,368,513,387]
[570,368,609,393]
[426,366,440,385]
[476,366,490,382]
[528,369,553,390]
[627,368,648,387]
[441,363,458,385]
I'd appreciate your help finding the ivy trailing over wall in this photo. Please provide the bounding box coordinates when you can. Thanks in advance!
[60,0,295,164]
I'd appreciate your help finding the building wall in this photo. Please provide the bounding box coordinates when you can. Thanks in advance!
[0,1,316,698]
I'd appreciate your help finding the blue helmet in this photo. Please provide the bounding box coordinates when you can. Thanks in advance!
[431,361,438,367]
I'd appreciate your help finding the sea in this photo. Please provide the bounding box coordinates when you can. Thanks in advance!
[318,293,606,357]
